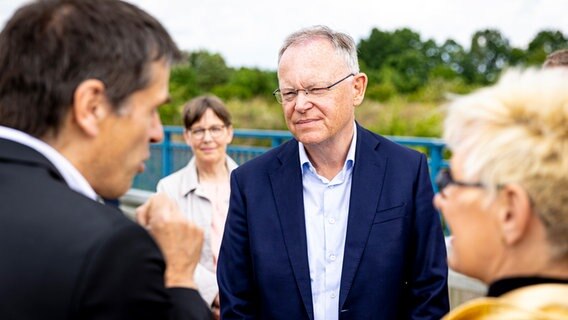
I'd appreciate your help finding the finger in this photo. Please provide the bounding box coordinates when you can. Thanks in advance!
[135,199,152,226]
[168,199,182,219]
[140,193,172,225]
[147,193,184,224]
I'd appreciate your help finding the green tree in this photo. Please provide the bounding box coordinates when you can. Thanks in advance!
[384,50,429,93]
[358,28,423,71]
[358,27,433,93]
[188,50,231,92]
[213,68,277,100]
[159,61,200,124]
[358,28,391,70]
[466,29,512,84]
[430,40,467,80]
[525,30,568,65]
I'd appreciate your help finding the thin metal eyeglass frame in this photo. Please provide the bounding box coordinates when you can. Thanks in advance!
[189,125,226,140]
[272,73,355,104]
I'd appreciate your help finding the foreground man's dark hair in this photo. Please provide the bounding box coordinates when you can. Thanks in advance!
[0,0,181,138]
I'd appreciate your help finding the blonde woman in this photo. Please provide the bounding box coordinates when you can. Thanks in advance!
[435,68,568,319]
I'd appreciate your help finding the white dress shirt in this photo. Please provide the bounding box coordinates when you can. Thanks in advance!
[299,124,357,320]
[0,125,97,201]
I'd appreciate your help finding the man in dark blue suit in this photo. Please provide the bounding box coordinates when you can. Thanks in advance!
[217,25,449,319]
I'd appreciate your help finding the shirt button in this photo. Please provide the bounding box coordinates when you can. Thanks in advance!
[329,254,336,261]
[328,218,336,224]
[331,293,336,298]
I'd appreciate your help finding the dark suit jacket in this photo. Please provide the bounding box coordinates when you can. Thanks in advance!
[217,124,449,319]
[0,138,211,320]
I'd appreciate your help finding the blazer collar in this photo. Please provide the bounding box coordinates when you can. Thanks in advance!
[179,155,239,197]
[0,137,65,183]
[0,127,97,199]
[270,139,315,320]
[339,124,386,308]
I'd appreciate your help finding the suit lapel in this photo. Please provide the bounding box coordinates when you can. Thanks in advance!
[269,140,314,320]
[0,137,65,183]
[339,126,387,308]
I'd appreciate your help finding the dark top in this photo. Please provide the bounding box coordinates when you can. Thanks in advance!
[488,276,568,297]
[0,138,211,320]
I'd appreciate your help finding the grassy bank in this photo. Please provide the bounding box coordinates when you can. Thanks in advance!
[217,96,445,138]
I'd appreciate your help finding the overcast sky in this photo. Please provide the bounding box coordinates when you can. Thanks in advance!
[1,0,566,70]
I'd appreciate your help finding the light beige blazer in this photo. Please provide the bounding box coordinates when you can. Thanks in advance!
[157,156,238,305]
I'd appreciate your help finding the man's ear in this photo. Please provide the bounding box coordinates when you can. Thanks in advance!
[352,72,368,106]
[497,184,533,246]
[72,79,108,137]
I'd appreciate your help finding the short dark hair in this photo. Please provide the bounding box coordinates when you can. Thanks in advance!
[0,0,181,138]
[543,48,568,68]
[182,95,232,129]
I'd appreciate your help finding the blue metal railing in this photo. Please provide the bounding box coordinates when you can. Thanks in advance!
[132,126,448,192]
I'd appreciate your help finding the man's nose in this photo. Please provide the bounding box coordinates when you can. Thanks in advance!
[294,90,313,113]
[150,113,164,143]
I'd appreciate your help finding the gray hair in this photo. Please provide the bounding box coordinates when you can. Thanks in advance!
[543,48,568,68]
[278,25,359,73]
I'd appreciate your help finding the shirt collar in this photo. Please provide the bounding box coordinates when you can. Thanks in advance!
[299,122,357,174]
[0,126,98,201]
[181,155,239,197]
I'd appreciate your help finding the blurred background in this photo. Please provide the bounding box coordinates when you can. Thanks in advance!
[1,0,566,137]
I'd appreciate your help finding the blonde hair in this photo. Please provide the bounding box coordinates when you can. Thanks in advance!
[443,68,568,257]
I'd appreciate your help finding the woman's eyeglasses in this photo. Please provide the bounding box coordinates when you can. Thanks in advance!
[435,168,484,194]
[189,125,226,140]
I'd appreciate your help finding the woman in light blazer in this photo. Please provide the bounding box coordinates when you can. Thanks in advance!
[157,95,237,318]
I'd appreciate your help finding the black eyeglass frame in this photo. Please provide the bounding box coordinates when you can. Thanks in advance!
[272,73,355,104]
[435,168,485,194]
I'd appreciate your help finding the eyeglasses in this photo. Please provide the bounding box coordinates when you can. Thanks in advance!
[189,125,226,140]
[273,73,354,105]
[435,168,484,194]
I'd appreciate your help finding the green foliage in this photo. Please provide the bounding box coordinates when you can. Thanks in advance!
[524,30,568,65]
[160,65,198,124]
[188,50,231,91]
[365,82,397,102]
[467,29,512,84]
[385,50,430,93]
[158,27,567,139]
[355,98,443,137]
[358,28,431,93]
[410,77,478,103]
[213,68,277,100]
[159,52,277,125]
[509,48,527,66]
[225,98,287,131]
[358,26,567,91]
[437,40,468,79]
